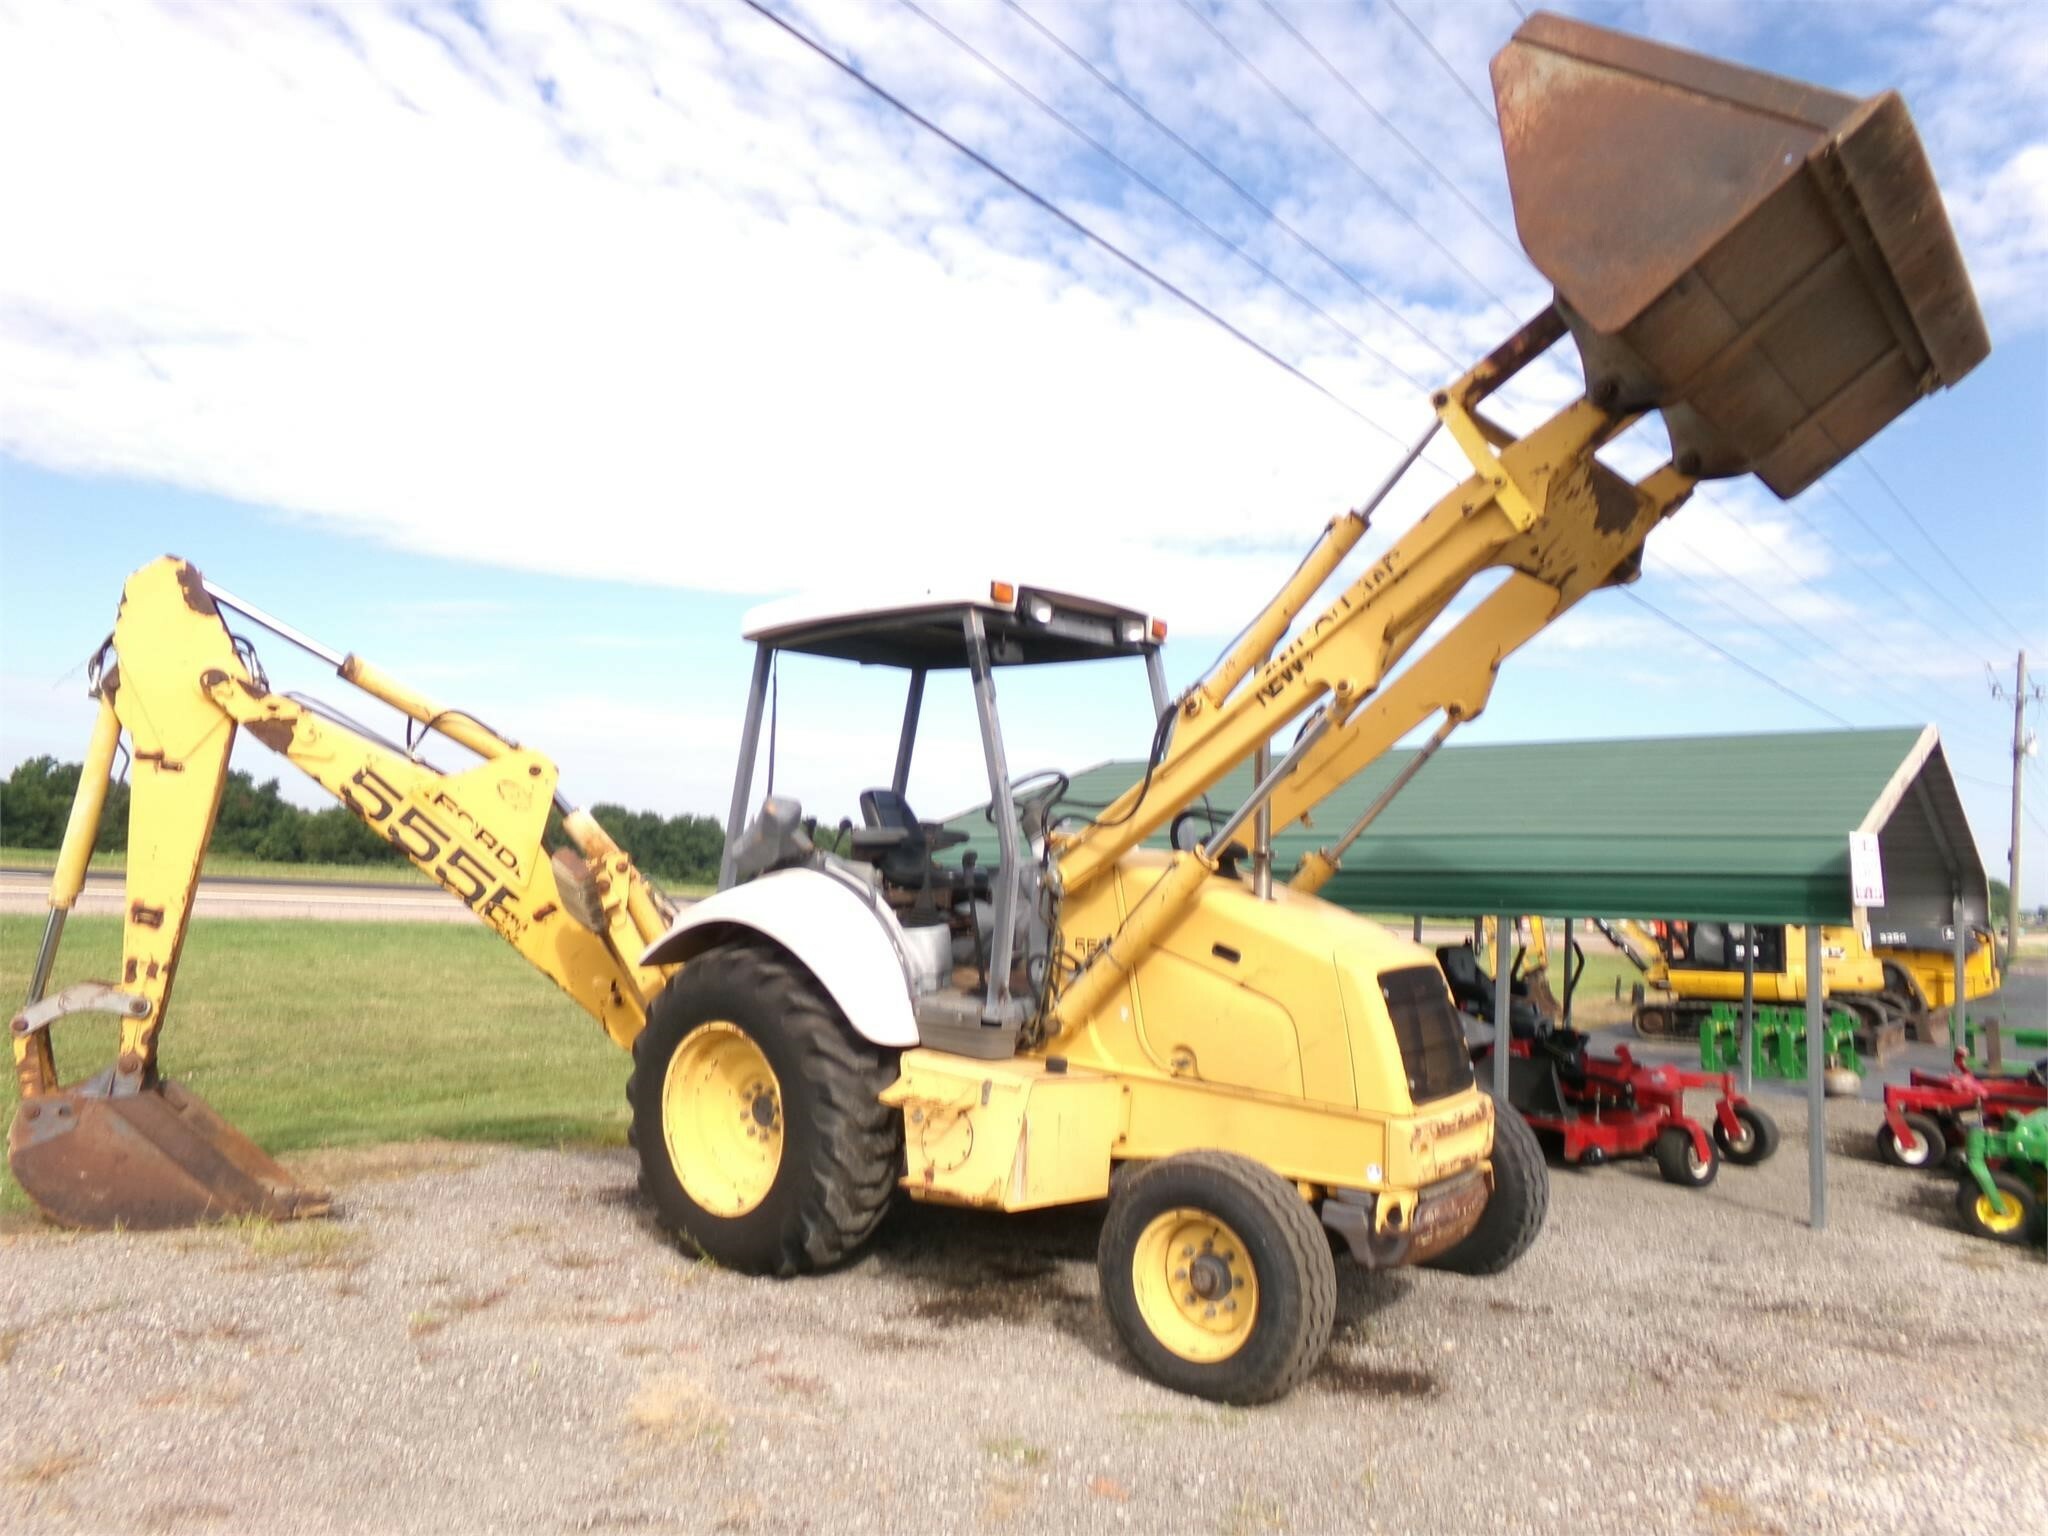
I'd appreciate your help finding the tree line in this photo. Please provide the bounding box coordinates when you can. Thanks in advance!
[0,756,727,885]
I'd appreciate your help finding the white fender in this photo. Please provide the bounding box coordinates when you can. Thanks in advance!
[639,868,920,1048]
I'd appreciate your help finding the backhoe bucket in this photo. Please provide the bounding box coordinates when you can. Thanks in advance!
[9,1070,330,1231]
[1493,12,1987,497]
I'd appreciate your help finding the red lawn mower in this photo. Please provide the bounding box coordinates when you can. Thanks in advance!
[1441,944,1779,1188]
[1875,1053,2047,1170]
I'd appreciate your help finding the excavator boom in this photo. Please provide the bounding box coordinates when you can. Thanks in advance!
[9,559,674,1228]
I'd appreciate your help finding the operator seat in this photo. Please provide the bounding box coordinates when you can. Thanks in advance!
[856,788,985,896]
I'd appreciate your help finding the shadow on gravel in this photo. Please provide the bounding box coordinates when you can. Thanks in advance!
[860,1198,1119,1363]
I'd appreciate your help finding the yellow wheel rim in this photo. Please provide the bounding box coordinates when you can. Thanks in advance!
[1130,1209,1259,1363]
[1974,1191,2025,1234]
[661,1022,783,1218]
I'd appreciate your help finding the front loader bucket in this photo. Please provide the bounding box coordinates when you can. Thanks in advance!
[9,1070,329,1231]
[1493,12,1987,497]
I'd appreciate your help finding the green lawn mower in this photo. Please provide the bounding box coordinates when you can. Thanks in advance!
[1954,1107,2048,1246]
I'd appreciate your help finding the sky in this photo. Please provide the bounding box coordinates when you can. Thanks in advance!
[1,0,2044,900]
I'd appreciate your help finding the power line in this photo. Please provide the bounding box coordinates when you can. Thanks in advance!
[1652,504,1999,735]
[894,0,1437,394]
[997,0,1464,371]
[1383,0,1497,125]
[1173,0,1521,321]
[1856,449,2033,646]
[730,0,1422,450]
[1811,480,2009,656]
[1257,0,1519,255]
[1617,589,1854,727]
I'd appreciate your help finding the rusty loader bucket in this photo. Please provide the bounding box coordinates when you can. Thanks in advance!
[1493,12,1988,497]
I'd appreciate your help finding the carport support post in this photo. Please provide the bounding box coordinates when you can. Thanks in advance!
[1493,911,1512,1103]
[1951,893,1968,1053]
[1412,915,1423,943]
[1739,929,1756,1095]
[1806,923,1826,1231]
[1561,917,1574,1030]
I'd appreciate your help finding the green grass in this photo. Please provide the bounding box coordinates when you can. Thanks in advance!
[1,914,630,1215]
[1,845,711,898]
[1,845,432,886]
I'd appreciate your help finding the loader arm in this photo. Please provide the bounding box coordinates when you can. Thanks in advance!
[9,557,674,1228]
[1045,5,1984,1038]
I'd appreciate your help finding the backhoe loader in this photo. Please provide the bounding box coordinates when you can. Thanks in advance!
[9,13,1986,1403]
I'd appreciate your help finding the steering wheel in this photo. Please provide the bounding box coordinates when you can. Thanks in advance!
[988,768,1069,824]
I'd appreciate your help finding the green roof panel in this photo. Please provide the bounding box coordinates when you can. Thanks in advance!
[942,727,1986,927]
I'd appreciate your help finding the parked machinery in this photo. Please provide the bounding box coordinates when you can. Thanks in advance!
[10,12,1988,1400]
[1954,1109,2048,1245]
[1876,1056,2047,1170]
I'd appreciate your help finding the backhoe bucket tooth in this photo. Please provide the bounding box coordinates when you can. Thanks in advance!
[8,1070,330,1231]
[1492,12,1987,498]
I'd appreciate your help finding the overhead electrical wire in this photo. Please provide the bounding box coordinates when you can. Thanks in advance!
[728,0,1422,451]
[1617,591,1855,727]
[738,0,1994,752]
[893,0,1440,396]
[1173,0,1522,321]
[997,0,1464,371]
[1256,0,1519,253]
[1857,449,2035,647]
[1383,0,1498,125]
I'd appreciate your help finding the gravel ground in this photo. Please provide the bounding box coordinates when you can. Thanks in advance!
[3,1097,2042,1536]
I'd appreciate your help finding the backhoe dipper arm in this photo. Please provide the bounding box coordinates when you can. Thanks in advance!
[11,559,672,1209]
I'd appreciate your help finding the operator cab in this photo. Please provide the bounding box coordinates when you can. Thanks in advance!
[721,580,1169,1056]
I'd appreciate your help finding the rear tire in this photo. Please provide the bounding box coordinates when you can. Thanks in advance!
[629,942,900,1276]
[1876,1112,1945,1170]
[1097,1151,1334,1405]
[1425,1106,1548,1275]
[1955,1170,2042,1244]
[1713,1104,1779,1166]
[1653,1126,1718,1188]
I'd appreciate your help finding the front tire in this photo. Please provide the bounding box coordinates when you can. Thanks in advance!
[629,943,900,1276]
[1426,1105,1548,1275]
[1876,1112,1945,1169]
[1955,1171,2042,1244]
[1097,1152,1335,1405]
[1654,1125,1719,1188]
[1713,1104,1780,1166]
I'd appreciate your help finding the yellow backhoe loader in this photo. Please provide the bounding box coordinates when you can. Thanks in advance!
[8,13,1985,1403]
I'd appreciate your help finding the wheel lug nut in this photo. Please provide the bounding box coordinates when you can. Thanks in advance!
[1203,1305,1216,1319]
[1173,1268,1187,1280]
[1181,1246,1193,1258]
[1224,1300,1237,1312]
[1183,1291,1196,1305]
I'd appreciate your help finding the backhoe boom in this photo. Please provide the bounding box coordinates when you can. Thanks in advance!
[9,558,675,1228]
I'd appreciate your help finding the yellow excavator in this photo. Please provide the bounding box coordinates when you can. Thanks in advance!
[1594,918,2000,1051]
[8,14,1986,1403]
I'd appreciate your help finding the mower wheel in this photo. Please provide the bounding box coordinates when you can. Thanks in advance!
[1713,1104,1780,1166]
[1876,1113,1945,1170]
[1653,1127,1718,1188]
[1425,1106,1548,1275]
[1954,1171,2043,1245]
[630,942,901,1277]
[1098,1151,1335,1405]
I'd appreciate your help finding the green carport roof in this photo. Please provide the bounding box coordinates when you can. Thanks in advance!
[943,726,1986,929]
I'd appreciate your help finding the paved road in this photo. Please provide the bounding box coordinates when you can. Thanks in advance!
[0,869,475,925]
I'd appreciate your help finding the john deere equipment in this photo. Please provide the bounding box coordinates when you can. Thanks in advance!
[10,12,1987,1401]
[1954,1109,2048,1245]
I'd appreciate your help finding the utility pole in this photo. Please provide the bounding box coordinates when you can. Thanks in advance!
[1990,652,2044,959]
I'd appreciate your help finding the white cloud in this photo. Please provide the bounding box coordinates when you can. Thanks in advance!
[0,0,2033,708]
